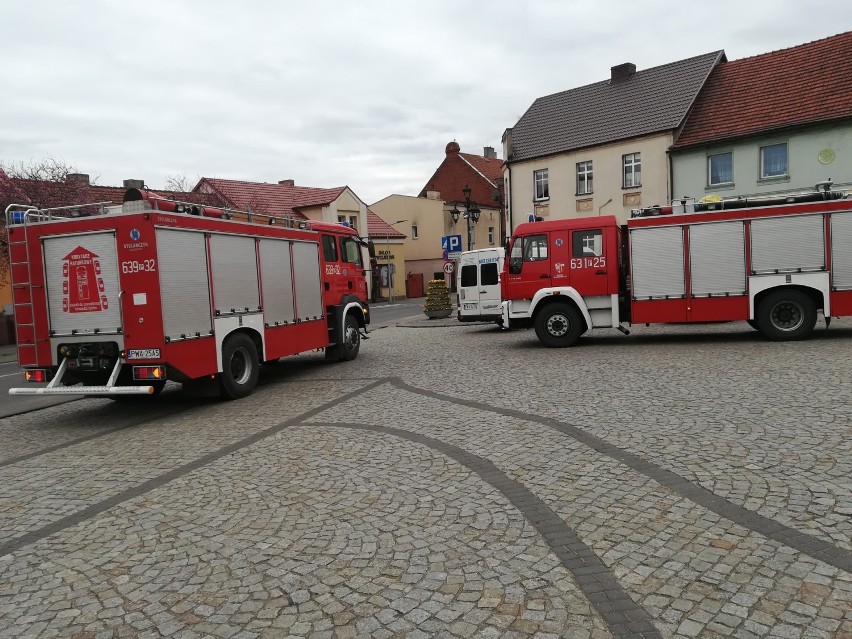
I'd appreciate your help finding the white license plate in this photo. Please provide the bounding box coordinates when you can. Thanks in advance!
[463,303,477,310]
[127,349,161,360]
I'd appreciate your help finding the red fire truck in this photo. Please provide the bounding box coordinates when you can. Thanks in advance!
[501,184,852,347]
[5,186,372,398]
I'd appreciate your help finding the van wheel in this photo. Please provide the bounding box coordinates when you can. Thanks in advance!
[756,289,816,341]
[340,313,361,361]
[534,303,583,348]
[220,333,259,399]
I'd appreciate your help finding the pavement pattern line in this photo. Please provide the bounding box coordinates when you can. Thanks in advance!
[0,404,200,469]
[387,377,852,575]
[0,378,389,558]
[323,421,662,639]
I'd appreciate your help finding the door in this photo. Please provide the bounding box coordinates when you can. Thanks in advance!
[504,233,550,300]
[477,255,502,316]
[568,227,610,296]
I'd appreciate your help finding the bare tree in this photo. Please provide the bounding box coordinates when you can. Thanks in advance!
[0,157,93,288]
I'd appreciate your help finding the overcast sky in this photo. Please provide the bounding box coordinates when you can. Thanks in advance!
[1,1,850,204]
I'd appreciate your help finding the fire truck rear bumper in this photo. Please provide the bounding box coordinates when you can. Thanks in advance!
[9,385,155,396]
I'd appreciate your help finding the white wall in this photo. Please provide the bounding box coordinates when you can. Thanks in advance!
[504,133,673,232]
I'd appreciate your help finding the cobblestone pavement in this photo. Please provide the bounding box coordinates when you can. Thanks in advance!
[1,319,851,638]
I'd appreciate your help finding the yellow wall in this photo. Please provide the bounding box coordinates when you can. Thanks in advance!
[505,132,673,231]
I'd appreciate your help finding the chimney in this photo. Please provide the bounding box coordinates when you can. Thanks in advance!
[66,173,90,187]
[425,190,441,200]
[483,146,497,159]
[278,179,295,187]
[610,62,636,83]
[123,179,144,190]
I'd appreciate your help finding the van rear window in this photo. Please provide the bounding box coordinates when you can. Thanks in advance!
[481,262,498,286]
[461,265,477,287]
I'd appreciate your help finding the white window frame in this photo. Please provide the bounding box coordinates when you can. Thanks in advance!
[623,153,641,188]
[534,169,549,201]
[760,143,788,179]
[411,224,418,239]
[488,226,495,244]
[576,161,593,195]
[708,152,733,186]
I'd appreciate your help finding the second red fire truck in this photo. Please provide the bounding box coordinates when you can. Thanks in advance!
[501,183,852,347]
[6,184,373,399]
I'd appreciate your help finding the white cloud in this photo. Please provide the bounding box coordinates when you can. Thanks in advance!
[1,0,849,204]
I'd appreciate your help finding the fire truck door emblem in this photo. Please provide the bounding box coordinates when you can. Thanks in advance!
[130,228,141,241]
[62,246,105,313]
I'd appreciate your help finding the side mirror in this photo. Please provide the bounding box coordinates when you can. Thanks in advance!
[509,257,523,274]
[366,239,376,259]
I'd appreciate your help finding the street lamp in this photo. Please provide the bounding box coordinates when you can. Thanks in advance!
[385,219,406,303]
[448,184,481,251]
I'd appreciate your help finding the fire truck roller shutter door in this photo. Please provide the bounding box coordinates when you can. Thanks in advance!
[689,222,746,296]
[258,239,295,325]
[292,241,323,321]
[630,227,685,299]
[751,215,825,274]
[156,229,212,341]
[209,234,260,315]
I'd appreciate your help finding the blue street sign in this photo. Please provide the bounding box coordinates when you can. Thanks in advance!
[441,234,462,252]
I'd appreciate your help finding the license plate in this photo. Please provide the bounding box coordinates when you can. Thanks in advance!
[463,303,477,310]
[127,349,161,360]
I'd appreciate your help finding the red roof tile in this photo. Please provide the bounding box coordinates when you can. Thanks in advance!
[367,210,406,239]
[197,178,348,220]
[673,32,852,148]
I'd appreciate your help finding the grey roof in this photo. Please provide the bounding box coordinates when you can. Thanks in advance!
[508,50,725,162]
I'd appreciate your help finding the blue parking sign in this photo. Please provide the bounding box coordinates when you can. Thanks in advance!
[441,234,462,252]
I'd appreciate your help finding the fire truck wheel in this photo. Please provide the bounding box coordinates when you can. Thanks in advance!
[534,303,583,348]
[340,313,361,361]
[756,289,817,341]
[220,333,260,399]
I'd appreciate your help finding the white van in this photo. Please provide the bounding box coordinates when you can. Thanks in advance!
[456,247,505,324]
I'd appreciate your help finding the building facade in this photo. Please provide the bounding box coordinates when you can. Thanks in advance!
[670,32,852,200]
[502,52,724,230]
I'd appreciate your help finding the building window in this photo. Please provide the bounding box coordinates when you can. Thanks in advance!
[760,143,788,179]
[623,153,641,188]
[411,224,418,239]
[488,226,495,244]
[534,169,549,200]
[577,161,593,195]
[337,214,358,232]
[708,152,733,185]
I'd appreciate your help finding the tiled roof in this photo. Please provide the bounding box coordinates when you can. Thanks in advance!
[0,175,217,209]
[459,153,503,183]
[508,50,724,162]
[672,32,852,149]
[197,178,348,220]
[367,210,406,239]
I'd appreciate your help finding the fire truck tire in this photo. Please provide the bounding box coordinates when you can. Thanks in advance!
[756,289,817,341]
[534,303,583,348]
[220,333,260,399]
[340,313,361,361]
